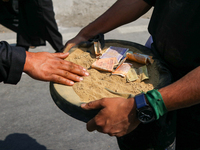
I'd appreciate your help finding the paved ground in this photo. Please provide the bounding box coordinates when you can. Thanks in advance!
[0,18,151,150]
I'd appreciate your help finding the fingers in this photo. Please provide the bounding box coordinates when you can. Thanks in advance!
[80,98,139,137]
[64,35,89,52]
[24,51,90,86]
[81,99,104,110]
[59,60,89,77]
[86,117,130,137]
[53,52,70,59]
[48,59,89,85]
[51,70,84,85]
[63,42,76,53]
[86,118,98,132]
[86,114,127,137]
[86,114,110,133]
[52,52,89,77]
[81,100,111,132]
[50,74,78,86]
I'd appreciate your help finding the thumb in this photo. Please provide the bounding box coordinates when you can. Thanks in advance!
[81,100,104,110]
[63,42,76,53]
[53,52,69,59]
[63,46,70,53]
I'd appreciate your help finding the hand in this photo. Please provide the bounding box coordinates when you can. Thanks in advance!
[63,35,88,52]
[23,51,89,85]
[81,97,141,137]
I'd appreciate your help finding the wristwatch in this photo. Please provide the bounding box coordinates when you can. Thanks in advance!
[135,93,155,124]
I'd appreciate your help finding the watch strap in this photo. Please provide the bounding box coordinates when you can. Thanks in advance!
[135,93,148,109]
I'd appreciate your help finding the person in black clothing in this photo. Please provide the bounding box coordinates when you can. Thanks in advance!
[0,41,89,85]
[0,0,64,52]
[0,0,18,32]
[65,0,200,149]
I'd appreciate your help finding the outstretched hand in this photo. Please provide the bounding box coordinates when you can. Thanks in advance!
[63,35,88,52]
[23,51,89,86]
[81,97,140,137]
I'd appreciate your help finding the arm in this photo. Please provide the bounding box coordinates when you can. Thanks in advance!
[23,51,89,85]
[160,66,200,111]
[0,41,89,85]
[81,66,200,137]
[64,0,152,52]
[0,41,26,84]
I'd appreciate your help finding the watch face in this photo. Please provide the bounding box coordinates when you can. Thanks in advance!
[137,108,155,123]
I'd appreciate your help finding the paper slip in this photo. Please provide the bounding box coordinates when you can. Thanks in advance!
[126,68,138,82]
[112,63,132,77]
[126,52,154,65]
[94,41,102,58]
[91,57,117,72]
[138,65,149,81]
[100,46,129,64]
[115,57,127,70]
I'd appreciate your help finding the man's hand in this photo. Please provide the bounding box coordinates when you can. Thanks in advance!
[63,0,152,53]
[23,51,89,86]
[81,97,140,137]
[64,35,88,52]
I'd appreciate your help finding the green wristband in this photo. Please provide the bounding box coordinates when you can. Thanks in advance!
[145,89,168,120]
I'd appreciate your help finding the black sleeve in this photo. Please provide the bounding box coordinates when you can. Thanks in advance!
[0,41,26,84]
[143,0,156,6]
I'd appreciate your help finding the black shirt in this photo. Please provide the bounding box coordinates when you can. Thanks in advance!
[144,0,200,80]
[0,41,26,84]
[143,0,200,148]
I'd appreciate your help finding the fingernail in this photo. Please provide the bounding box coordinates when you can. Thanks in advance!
[81,103,86,107]
[79,77,83,81]
[85,72,89,76]
[69,81,74,85]
[83,68,86,71]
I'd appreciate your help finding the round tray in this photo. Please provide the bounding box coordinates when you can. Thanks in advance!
[49,40,172,123]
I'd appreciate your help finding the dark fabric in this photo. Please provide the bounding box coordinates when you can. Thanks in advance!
[118,0,200,149]
[147,1,200,149]
[0,0,19,32]
[143,0,156,6]
[78,33,105,49]
[148,0,200,80]
[17,0,64,52]
[117,112,176,150]
[116,42,176,150]
[0,0,64,52]
[176,105,200,150]
[0,41,26,84]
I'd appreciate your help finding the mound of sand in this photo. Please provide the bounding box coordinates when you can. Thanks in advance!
[65,43,159,102]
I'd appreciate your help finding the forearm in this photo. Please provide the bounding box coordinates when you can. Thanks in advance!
[77,0,152,40]
[159,66,200,111]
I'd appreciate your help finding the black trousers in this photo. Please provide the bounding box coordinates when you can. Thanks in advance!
[0,0,64,52]
[117,111,176,150]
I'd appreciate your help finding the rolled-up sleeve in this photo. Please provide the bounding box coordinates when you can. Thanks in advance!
[143,0,156,6]
[0,41,26,84]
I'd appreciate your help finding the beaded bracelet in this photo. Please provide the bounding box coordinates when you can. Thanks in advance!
[145,89,168,120]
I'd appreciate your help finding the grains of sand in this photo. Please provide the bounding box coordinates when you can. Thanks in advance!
[65,43,159,103]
